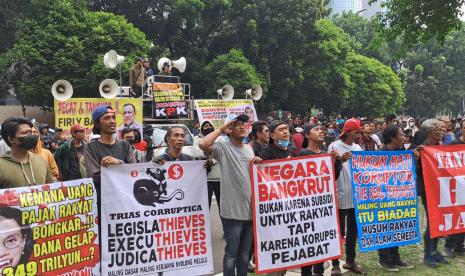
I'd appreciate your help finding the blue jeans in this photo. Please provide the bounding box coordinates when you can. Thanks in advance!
[223,218,254,276]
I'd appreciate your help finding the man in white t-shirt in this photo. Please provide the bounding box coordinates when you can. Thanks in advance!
[199,114,260,276]
[327,118,365,275]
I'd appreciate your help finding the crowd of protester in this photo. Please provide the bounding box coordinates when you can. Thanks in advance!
[1,110,465,276]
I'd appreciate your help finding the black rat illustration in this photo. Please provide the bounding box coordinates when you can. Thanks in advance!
[133,168,184,207]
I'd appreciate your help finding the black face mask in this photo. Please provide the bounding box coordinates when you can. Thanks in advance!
[18,134,39,150]
[201,127,214,136]
[127,139,136,145]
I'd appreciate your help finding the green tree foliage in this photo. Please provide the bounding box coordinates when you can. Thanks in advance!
[332,11,395,65]
[88,0,330,110]
[0,0,29,53]
[204,49,266,99]
[333,11,465,117]
[0,0,149,107]
[226,0,329,110]
[343,53,404,116]
[402,30,465,116]
[375,0,465,46]
[299,19,352,114]
[2,0,414,117]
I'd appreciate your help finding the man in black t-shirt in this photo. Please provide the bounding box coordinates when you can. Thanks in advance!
[84,106,136,196]
[259,120,293,160]
[250,121,269,156]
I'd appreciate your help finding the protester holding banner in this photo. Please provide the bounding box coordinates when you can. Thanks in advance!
[298,122,342,276]
[199,114,259,276]
[259,120,294,160]
[54,124,86,180]
[257,120,294,276]
[300,122,342,177]
[414,119,448,267]
[158,126,194,161]
[83,106,136,214]
[374,125,414,271]
[327,118,365,274]
[0,117,53,188]
[31,126,59,181]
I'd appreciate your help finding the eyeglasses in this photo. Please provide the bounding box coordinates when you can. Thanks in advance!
[1,233,25,249]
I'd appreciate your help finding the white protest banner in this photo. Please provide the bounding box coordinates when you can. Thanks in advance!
[251,155,342,273]
[0,179,99,276]
[194,99,257,132]
[101,161,213,276]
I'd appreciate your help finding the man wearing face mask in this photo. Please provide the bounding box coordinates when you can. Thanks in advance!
[257,120,294,276]
[259,120,294,160]
[121,127,146,163]
[0,117,53,188]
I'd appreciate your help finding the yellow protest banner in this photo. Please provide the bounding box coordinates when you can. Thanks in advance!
[54,98,143,139]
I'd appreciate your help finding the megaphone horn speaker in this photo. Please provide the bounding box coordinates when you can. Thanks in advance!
[246,85,263,101]
[104,50,125,69]
[99,79,119,99]
[51,79,73,101]
[217,85,234,100]
[172,57,187,73]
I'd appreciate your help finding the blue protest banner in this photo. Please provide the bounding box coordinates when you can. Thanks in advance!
[350,151,420,252]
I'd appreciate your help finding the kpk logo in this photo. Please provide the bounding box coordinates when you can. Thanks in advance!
[132,167,184,207]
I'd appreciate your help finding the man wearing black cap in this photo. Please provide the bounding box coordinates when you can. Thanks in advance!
[199,114,260,276]
[299,122,342,276]
[129,57,146,98]
[84,106,136,202]
[259,120,293,160]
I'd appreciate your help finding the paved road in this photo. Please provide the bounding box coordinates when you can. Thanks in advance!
[208,198,226,275]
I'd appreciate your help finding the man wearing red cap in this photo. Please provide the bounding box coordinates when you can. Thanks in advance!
[54,124,87,181]
[327,118,365,275]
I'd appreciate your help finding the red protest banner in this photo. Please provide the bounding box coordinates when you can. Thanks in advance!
[421,144,465,238]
